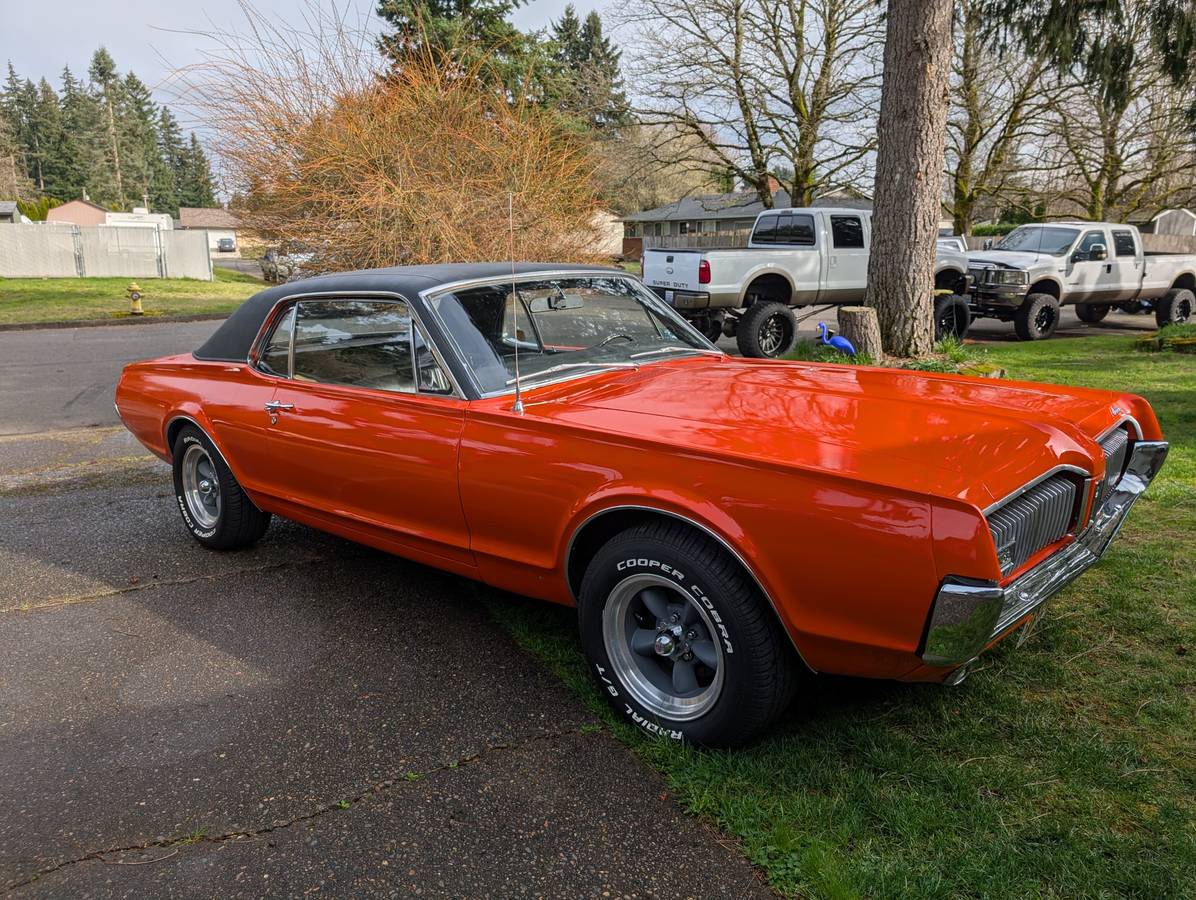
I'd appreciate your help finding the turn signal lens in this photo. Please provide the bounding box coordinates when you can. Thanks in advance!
[698,259,711,284]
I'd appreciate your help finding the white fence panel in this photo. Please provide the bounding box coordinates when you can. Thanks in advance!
[161,231,214,280]
[0,224,214,280]
[78,226,162,278]
[0,224,80,277]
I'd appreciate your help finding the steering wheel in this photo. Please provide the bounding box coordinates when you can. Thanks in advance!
[595,333,634,348]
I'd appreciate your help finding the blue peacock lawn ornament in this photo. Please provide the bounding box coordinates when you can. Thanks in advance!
[817,322,857,356]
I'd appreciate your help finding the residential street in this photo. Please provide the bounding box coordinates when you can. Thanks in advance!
[0,323,771,896]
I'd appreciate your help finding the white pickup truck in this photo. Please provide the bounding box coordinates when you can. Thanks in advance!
[642,207,971,357]
[967,222,1196,339]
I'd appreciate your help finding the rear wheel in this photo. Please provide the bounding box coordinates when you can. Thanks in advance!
[578,521,796,746]
[172,425,271,550]
[1075,303,1111,324]
[736,301,797,358]
[1155,288,1194,327]
[933,294,971,341]
[1014,293,1060,340]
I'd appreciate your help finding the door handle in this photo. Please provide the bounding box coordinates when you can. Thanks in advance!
[264,401,295,412]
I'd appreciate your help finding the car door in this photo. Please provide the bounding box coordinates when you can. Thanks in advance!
[822,213,869,303]
[260,297,474,567]
[1067,229,1119,302]
[1109,229,1144,301]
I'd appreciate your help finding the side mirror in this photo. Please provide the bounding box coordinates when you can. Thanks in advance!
[1090,243,1108,261]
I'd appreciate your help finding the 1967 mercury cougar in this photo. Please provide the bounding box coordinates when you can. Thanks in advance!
[115,263,1168,746]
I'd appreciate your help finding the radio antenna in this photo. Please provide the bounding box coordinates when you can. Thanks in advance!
[508,192,524,415]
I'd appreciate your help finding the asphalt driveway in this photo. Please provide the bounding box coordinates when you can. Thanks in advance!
[0,323,771,896]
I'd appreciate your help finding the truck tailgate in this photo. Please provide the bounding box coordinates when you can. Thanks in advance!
[643,249,702,293]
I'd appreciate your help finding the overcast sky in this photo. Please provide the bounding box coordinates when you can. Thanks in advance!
[2,0,605,96]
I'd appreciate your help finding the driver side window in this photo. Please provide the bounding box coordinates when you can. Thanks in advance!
[1076,231,1105,259]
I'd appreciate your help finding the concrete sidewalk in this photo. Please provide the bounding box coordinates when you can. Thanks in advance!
[0,438,772,897]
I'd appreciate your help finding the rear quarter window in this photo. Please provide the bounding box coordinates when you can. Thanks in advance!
[1113,231,1137,257]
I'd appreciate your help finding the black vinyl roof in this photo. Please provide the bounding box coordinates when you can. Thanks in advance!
[193,262,618,363]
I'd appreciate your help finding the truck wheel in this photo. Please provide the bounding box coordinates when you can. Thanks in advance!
[1075,303,1111,324]
[577,520,796,747]
[1014,293,1060,340]
[1155,288,1193,327]
[736,301,797,358]
[933,294,971,341]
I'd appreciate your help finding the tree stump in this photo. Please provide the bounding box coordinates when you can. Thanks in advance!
[837,307,883,361]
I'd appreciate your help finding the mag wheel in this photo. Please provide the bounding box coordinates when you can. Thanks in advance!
[1013,293,1060,340]
[172,425,271,550]
[933,294,971,341]
[736,301,797,358]
[578,520,797,747]
[1155,288,1193,327]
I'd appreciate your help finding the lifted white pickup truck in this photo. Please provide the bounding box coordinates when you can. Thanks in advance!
[967,222,1196,339]
[642,208,970,357]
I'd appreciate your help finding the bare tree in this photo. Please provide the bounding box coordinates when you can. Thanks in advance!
[176,3,606,271]
[945,0,1053,234]
[864,0,954,358]
[1041,31,1196,221]
[617,0,882,206]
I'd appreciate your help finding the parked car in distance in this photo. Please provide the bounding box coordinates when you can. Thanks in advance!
[642,208,972,358]
[216,237,237,253]
[967,222,1196,339]
[115,262,1168,746]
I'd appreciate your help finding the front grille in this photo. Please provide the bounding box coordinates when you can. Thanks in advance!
[1094,426,1131,510]
[988,475,1078,576]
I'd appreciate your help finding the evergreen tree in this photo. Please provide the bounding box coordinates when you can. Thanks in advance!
[155,106,187,214]
[547,7,629,132]
[29,79,68,198]
[376,0,554,99]
[118,72,167,209]
[178,132,216,208]
[0,107,34,200]
[59,64,113,203]
[88,47,126,207]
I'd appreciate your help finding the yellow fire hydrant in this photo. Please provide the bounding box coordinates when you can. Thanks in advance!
[127,282,143,316]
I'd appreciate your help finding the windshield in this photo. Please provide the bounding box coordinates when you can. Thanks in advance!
[994,226,1080,256]
[429,275,720,394]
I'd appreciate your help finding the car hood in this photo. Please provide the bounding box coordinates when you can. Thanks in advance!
[966,250,1060,271]
[521,357,1125,510]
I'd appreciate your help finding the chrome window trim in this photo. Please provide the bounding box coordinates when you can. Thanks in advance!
[982,464,1090,517]
[564,504,815,673]
[418,270,723,400]
[248,291,466,400]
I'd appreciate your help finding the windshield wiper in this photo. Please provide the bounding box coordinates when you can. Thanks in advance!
[505,361,639,387]
[629,346,724,360]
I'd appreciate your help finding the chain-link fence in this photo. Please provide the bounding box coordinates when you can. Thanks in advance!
[0,224,213,280]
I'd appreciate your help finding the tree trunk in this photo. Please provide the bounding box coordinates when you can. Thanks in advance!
[838,306,883,361]
[863,0,954,358]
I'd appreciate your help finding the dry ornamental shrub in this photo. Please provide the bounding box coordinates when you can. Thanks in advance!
[184,5,606,272]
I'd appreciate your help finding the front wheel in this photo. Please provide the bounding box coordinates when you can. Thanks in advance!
[735,301,797,358]
[578,521,797,747]
[1014,293,1060,340]
[933,294,971,341]
[172,425,271,550]
[1155,288,1194,327]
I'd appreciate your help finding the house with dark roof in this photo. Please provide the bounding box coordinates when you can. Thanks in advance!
[620,187,873,254]
[0,201,21,224]
[179,207,243,255]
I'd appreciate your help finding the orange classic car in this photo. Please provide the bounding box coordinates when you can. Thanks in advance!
[115,263,1168,746]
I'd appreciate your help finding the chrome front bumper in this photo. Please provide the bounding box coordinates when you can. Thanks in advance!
[921,440,1169,668]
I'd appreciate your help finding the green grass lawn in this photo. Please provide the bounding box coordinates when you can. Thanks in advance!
[0,267,261,325]
[487,334,1195,899]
